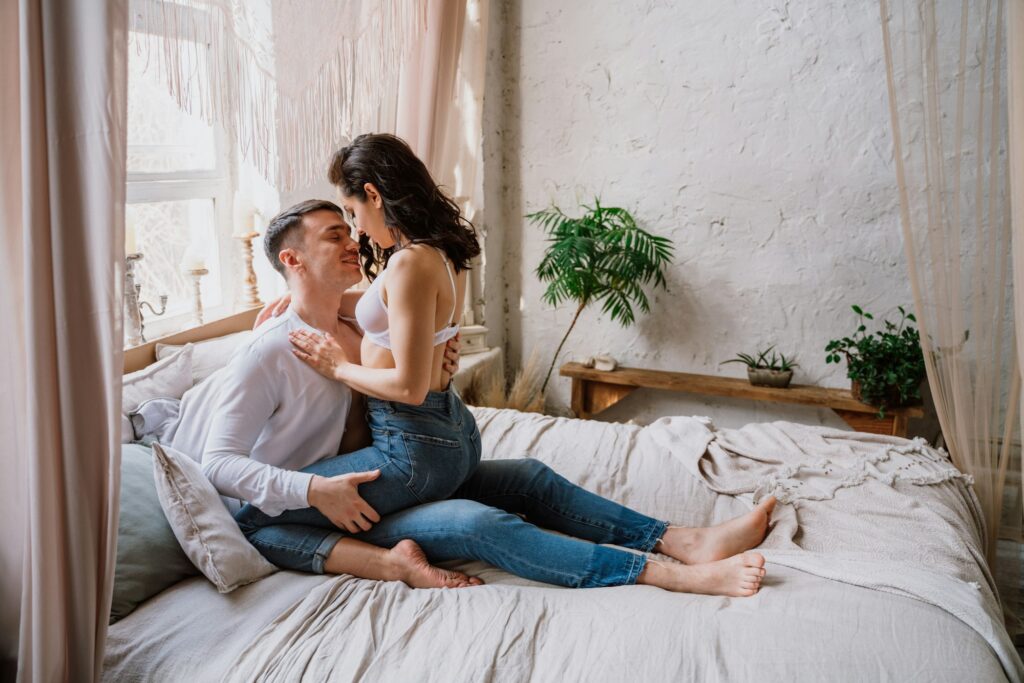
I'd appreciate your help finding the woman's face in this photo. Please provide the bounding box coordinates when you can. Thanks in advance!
[339,183,396,249]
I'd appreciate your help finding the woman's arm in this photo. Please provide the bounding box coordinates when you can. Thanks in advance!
[290,249,440,404]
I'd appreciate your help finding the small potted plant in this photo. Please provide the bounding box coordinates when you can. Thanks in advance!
[720,346,798,388]
[824,305,925,416]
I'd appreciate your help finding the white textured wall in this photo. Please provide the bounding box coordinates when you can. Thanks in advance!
[482,0,918,428]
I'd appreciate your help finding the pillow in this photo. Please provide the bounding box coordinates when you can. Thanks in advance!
[156,330,254,385]
[111,443,199,623]
[121,345,194,443]
[150,442,277,593]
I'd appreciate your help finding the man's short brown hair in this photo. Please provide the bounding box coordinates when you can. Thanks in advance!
[263,199,345,277]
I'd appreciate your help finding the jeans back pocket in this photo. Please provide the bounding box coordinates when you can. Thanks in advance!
[400,431,471,503]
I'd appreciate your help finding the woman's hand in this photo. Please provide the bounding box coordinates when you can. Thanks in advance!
[289,329,351,380]
[254,294,291,328]
[442,332,461,375]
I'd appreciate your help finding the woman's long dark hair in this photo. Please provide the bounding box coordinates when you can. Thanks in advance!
[327,133,480,281]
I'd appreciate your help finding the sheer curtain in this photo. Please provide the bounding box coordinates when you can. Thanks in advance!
[879,0,1019,610]
[395,0,489,323]
[0,0,128,680]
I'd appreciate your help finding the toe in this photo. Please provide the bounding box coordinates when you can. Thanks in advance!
[742,552,765,568]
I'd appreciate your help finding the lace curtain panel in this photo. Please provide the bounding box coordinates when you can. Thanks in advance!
[879,0,1020,614]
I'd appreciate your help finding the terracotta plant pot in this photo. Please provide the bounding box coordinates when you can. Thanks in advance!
[747,368,793,388]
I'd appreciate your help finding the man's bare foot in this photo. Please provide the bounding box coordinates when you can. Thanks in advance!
[389,539,484,589]
[657,497,776,564]
[638,552,766,597]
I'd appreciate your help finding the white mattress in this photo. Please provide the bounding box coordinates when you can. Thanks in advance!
[103,408,1017,682]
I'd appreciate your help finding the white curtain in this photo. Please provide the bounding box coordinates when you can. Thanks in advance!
[0,0,128,680]
[879,0,1018,606]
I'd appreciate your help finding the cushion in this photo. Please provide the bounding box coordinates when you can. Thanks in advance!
[110,444,199,623]
[156,330,254,385]
[151,442,277,593]
[121,345,194,443]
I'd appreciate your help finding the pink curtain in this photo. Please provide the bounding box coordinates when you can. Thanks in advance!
[0,0,128,680]
[395,0,489,324]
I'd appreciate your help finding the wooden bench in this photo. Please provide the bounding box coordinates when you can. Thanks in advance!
[560,362,924,437]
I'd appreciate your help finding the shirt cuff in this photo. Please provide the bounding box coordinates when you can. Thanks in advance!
[289,471,316,509]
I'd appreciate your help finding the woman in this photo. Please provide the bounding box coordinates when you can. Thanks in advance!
[275,133,773,596]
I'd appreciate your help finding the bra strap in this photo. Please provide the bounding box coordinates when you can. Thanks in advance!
[438,250,458,326]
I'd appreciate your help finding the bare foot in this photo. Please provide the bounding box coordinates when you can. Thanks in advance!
[658,497,776,564]
[638,552,766,597]
[389,539,484,589]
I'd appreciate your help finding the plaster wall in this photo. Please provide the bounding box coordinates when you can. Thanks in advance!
[482,0,921,429]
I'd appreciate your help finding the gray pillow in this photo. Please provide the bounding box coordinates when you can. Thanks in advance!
[110,444,199,623]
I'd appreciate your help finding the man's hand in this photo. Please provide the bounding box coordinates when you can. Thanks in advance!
[254,294,292,329]
[307,470,382,533]
[443,332,461,376]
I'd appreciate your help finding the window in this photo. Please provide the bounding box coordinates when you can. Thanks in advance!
[124,28,235,344]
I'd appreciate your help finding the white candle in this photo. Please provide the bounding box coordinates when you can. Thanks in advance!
[233,193,255,236]
[180,245,206,271]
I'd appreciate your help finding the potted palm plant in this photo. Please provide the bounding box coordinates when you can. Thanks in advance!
[720,346,798,388]
[528,198,675,395]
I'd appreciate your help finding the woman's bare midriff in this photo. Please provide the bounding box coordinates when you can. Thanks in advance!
[360,337,451,393]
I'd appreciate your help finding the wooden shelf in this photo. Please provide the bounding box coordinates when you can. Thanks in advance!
[559,362,924,437]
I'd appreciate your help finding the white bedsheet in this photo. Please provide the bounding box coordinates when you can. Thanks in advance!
[103,408,1018,682]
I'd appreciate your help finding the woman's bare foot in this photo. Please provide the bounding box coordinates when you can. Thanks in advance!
[657,497,776,564]
[638,552,766,597]
[389,539,484,589]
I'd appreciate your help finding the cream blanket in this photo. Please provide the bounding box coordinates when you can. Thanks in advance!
[218,411,1021,682]
[665,417,1021,680]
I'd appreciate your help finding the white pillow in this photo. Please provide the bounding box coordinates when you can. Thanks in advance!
[150,442,277,593]
[156,330,254,385]
[121,345,194,443]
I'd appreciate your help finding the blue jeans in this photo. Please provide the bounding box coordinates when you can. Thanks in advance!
[235,390,668,587]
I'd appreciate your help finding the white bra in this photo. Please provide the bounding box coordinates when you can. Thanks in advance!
[354,248,460,350]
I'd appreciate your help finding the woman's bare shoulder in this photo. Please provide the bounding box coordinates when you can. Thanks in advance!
[387,244,442,276]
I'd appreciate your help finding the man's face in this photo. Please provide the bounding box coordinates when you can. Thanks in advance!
[292,210,362,289]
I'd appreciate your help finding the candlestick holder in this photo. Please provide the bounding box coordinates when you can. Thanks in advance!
[187,267,209,326]
[235,231,262,308]
[124,253,168,347]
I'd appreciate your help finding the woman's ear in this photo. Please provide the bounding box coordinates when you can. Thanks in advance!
[363,182,383,209]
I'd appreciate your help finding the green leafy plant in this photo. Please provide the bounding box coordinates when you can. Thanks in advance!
[825,305,925,416]
[528,198,675,394]
[720,346,798,372]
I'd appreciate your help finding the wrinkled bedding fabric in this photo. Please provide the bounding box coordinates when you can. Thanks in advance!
[104,408,1020,682]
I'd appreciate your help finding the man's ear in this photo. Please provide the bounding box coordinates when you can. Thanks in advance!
[278,247,302,275]
[363,183,383,209]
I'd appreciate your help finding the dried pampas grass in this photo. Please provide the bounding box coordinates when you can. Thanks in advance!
[463,350,546,414]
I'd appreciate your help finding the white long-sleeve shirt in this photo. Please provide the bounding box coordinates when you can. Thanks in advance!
[165,308,352,516]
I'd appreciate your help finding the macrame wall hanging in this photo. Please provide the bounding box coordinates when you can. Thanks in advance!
[128,0,428,191]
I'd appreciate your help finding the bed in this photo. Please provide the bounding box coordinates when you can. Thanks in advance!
[104,312,1023,682]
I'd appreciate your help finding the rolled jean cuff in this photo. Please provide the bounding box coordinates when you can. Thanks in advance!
[310,531,344,574]
[624,550,648,585]
[637,519,670,553]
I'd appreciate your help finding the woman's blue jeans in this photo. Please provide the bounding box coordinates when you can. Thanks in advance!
[234,389,668,588]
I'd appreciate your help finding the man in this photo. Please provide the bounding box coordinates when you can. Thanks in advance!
[162,199,478,588]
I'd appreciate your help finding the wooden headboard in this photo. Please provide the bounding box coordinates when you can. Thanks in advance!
[123,307,262,374]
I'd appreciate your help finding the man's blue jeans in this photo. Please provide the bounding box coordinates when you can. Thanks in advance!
[234,390,668,587]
